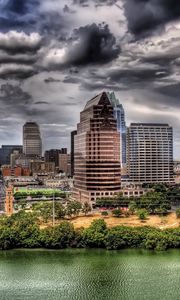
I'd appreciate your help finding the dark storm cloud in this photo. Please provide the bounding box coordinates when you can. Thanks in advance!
[0,83,32,107]
[155,83,180,106]
[0,0,65,39]
[34,101,50,105]
[106,66,169,87]
[60,61,170,91]
[38,11,66,40]
[63,76,80,84]
[0,16,25,32]
[0,65,36,79]
[141,53,179,66]
[0,53,37,65]
[1,0,39,15]
[0,30,42,79]
[0,0,39,32]
[0,83,53,120]
[52,23,120,67]
[124,0,180,37]
[80,79,120,91]
[74,65,169,92]
[73,0,118,6]
[44,77,61,83]
[70,23,120,65]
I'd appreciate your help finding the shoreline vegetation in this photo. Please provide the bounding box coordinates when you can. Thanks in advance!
[1,211,180,251]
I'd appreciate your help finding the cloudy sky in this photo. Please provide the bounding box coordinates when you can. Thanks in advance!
[0,0,179,158]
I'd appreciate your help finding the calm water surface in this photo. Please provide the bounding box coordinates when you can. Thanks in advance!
[0,248,179,300]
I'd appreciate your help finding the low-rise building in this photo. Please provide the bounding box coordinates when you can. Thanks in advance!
[1,165,31,177]
[4,176,39,187]
[30,161,55,176]
[121,185,152,198]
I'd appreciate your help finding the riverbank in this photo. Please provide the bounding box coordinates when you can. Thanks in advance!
[0,211,180,251]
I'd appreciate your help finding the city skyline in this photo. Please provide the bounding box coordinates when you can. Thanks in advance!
[0,1,179,158]
[1,101,177,159]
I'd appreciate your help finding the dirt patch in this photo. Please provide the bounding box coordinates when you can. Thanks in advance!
[71,212,180,229]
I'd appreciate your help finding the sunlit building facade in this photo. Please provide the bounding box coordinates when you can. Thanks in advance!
[73,92,121,203]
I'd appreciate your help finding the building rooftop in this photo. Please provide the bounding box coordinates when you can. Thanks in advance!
[84,92,110,110]
[130,123,170,127]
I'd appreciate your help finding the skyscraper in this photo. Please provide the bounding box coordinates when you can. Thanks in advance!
[107,92,127,168]
[73,92,121,203]
[127,123,174,183]
[23,122,42,157]
[71,130,77,177]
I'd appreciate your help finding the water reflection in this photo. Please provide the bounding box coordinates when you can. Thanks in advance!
[0,249,179,300]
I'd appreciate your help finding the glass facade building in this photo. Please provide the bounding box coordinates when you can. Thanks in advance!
[71,130,77,177]
[73,92,121,203]
[127,123,174,183]
[107,92,126,168]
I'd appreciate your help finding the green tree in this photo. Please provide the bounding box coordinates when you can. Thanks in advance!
[176,208,180,218]
[66,201,82,218]
[139,191,171,214]
[154,206,168,216]
[153,183,167,193]
[55,202,65,219]
[82,219,107,247]
[32,202,52,223]
[40,221,75,248]
[114,192,128,207]
[82,202,91,215]
[0,211,40,248]
[112,209,122,218]
[128,201,137,215]
[96,197,112,207]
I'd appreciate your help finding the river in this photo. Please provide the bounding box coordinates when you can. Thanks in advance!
[0,249,179,300]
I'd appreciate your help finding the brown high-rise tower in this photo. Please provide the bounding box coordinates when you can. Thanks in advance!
[73,92,121,203]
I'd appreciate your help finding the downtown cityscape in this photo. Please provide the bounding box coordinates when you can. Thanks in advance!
[0,1,180,300]
[0,91,179,212]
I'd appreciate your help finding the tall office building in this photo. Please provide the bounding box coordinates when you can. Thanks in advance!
[73,92,121,203]
[71,130,77,177]
[107,92,126,168]
[23,122,42,157]
[127,123,174,183]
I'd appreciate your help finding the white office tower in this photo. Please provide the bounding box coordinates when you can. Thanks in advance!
[23,122,42,157]
[127,123,174,184]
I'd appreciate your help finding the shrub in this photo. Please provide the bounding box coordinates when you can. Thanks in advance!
[112,209,122,218]
[101,211,108,217]
[137,209,148,221]
[176,208,180,218]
